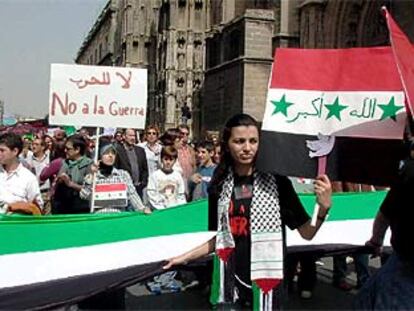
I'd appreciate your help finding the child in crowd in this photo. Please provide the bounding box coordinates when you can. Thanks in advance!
[147,145,186,210]
[146,145,186,294]
[189,141,216,201]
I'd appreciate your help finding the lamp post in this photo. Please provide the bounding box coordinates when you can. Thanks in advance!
[0,100,4,126]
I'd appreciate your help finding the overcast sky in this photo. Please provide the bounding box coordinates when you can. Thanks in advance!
[0,0,107,119]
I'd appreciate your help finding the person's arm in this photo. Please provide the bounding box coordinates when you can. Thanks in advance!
[79,174,93,200]
[138,147,149,188]
[176,173,187,205]
[40,158,62,182]
[296,174,332,240]
[366,211,389,250]
[122,170,150,213]
[163,237,216,269]
[27,176,44,211]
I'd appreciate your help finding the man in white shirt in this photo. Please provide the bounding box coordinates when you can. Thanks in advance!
[26,137,50,192]
[0,133,43,214]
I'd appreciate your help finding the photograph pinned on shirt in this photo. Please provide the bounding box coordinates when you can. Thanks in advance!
[234,184,253,200]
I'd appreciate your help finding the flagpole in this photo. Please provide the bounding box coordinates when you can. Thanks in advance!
[311,155,327,226]
[90,127,101,213]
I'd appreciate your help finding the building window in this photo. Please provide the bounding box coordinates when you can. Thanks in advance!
[206,37,220,68]
[225,29,243,61]
[177,36,186,48]
[195,0,202,10]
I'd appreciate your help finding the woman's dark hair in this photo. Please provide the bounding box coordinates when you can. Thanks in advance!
[66,134,88,155]
[51,141,66,161]
[210,114,259,192]
[159,128,181,146]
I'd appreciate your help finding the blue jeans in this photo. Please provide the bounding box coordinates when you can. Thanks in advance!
[333,254,369,287]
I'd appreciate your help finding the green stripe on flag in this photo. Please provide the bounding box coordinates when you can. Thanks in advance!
[299,190,387,220]
[0,200,208,255]
[0,191,387,255]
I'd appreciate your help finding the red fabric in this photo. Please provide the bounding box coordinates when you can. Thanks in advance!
[270,47,403,91]
[317,155,327,175]
[255,279,282,294]
[216,248,234,262]
[40,158,63,182]
[384,7,414,116]
[95,183,127,192]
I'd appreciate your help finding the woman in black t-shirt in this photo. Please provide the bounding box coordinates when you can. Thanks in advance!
[164,114,332,309]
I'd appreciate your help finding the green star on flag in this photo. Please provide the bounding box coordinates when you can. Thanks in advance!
[378,96,404,122]
[271,94,294,117]
[324,97,348,121]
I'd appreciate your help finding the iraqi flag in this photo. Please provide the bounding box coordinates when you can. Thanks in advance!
[94,183,128,209]
[257,47,407,186]
[383,7,414,116]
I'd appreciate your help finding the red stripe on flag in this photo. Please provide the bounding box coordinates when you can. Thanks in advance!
[95,183,127,192]
[383,7,414,116]
[270,47,403,91]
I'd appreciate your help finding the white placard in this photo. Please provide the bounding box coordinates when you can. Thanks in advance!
[49,64,147,129]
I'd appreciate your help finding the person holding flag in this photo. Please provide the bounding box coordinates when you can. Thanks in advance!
[163,113,332,309]
[80,138,151,214]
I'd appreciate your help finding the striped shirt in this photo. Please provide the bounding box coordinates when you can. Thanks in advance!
[80,168,145,213]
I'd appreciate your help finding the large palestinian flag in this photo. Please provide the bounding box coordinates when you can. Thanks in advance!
[257,47,406,186]
[0,193,390,309]
[0,201,214,310]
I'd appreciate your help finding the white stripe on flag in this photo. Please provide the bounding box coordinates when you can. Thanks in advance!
[94,190,127,200]
[262,89,405,138]
[0,231,215,289]
[286,219,391,247]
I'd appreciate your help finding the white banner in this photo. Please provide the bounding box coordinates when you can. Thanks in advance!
[49,64,147,129]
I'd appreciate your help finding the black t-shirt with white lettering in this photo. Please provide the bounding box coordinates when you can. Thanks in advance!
[208,173,310,300]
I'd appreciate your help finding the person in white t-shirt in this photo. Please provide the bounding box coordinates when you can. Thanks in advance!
[147,145,186,210]
[0,133,43,214]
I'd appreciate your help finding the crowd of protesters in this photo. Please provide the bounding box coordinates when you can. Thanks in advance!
[0,115,413,310]
[0,125,222,217]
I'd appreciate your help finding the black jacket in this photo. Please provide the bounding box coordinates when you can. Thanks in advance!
[114,143,148,197]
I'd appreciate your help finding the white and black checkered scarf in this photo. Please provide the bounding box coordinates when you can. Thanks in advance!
[215,170,284,309]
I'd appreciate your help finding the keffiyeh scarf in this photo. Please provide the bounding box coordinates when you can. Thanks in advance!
[213,170,284,310]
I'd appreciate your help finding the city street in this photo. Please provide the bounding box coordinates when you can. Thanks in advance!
[125,257,381,310]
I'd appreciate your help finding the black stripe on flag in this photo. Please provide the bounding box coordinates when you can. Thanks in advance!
[95,199,128,208]
[257,130,405,186]
[0,261,164,310]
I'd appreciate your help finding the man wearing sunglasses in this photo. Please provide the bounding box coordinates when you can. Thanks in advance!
[138,125,162,176]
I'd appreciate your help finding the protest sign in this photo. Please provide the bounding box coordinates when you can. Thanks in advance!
[49,64,147,129]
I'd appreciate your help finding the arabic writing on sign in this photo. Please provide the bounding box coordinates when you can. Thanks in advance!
[50,93,145,117]
[272,94,401,123]
[286,97,323,123]
[69,71,132,89]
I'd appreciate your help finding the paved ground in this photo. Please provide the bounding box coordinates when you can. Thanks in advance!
[125,257,381,310]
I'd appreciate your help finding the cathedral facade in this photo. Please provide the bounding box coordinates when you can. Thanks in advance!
[76,0,414,136]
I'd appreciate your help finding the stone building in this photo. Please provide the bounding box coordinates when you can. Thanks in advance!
[75,0,210,134]
[155,0,210,131]
[76,0,414,136]
[200,0,414,134]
